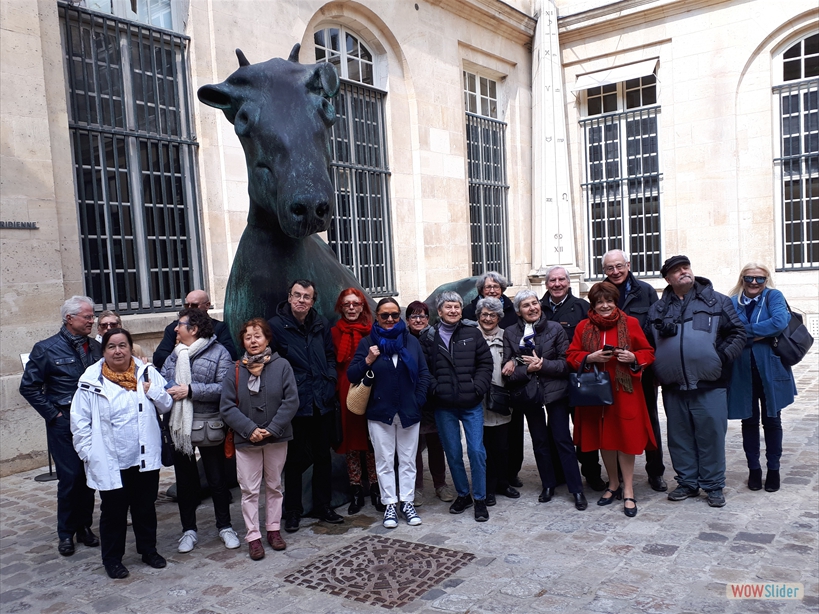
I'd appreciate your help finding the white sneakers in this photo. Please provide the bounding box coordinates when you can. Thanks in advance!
[219,527,241,549]
[383,504,398,529]
[177,530,198,553]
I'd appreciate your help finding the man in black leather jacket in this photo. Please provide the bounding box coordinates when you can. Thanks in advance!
[268,280,343,532]
[152,290,238,370]
[603,249,667,492]
[19,296,102,557]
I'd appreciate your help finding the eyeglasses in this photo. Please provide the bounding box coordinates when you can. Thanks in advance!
[70,314,95,321]
[184,302,208,309]
[342,301,363,308]
[408,314,428,321]
[479,312,500,319]
[603,263,627,273]
[743,276,767,284]
[177,320,192,329]
[98,322,118,330]
[483,283,502,290]
[378,312,401,322]
[289,292,314,302]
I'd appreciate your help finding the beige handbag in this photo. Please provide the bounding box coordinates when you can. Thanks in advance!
[346,370,375,415]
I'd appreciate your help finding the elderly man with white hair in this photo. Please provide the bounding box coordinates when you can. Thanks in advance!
[20,295,103,556]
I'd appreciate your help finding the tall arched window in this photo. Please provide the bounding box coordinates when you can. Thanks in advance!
[774,33,819,269]
[315,26,394,295]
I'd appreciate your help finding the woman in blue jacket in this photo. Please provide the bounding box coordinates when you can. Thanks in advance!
[727,264,797,493]
[348,298,430,529]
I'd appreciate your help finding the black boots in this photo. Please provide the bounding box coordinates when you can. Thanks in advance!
[348,484,365,515]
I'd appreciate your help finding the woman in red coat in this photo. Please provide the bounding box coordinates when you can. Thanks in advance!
[331,288,379,514]
[568,282,656,518]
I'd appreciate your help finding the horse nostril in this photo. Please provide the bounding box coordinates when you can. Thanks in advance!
[316,202,329,218]
[292,204,307,217]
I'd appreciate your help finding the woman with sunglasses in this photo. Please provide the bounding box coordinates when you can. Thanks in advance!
[406,301,456,505]
[727,264,797,493]
[330,288,381,514]
[96,311,148,361]
[348,298,430,528]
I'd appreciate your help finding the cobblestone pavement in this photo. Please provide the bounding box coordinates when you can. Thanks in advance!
[1,351,816,614]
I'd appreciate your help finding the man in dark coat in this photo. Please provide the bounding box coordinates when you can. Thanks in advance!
[462,271,518,329]
[537,266,605,492]
[602,249,667,492]
[268,279,343,531]
[19,296,102,556]
[646,256,745,508]
[421,291,494,522]
[152,290,238,370]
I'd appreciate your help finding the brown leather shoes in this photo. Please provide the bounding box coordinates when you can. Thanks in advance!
[267,530,286,551]
[248,538,265,560]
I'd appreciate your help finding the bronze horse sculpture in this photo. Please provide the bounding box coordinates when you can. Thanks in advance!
[198,44,366,341]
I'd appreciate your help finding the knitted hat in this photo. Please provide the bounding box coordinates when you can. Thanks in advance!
[660,255,691,278]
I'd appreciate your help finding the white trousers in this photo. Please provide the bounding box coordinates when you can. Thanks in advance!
[368,415,420,505]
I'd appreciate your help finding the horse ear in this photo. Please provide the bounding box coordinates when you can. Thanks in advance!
[307,62,340,98]
[288,43,301,63]
[198,83,237,123]
[236,48,250,67]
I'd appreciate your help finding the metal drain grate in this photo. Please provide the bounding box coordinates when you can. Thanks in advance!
[283,535,475,609]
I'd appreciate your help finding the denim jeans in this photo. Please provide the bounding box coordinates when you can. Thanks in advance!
[434,403,486,501]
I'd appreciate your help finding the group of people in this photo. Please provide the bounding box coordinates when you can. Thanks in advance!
[19,252,799,578]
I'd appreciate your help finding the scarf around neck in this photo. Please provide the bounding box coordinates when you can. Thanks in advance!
[169,336,210,456]
[60,325,90,368]
[335,317,371,364]
[102,359,137,391]
[583,307,633,394]
[370,319,419,383]
[242,346,272,394]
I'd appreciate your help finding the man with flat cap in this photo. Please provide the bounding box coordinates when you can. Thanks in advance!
[646,256,745,508]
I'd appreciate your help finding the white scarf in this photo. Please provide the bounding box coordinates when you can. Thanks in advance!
[169,336,209,456]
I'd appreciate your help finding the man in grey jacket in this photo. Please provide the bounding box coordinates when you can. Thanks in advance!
[646,256,745,508]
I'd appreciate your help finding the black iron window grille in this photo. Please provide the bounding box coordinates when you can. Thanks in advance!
[465,112,510,277]
[327,81,394,296]
[774,34,819,270]
[59,2,201,313]
[582,89,661,278]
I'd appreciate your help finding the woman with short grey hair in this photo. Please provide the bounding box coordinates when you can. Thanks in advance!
[436,291,463,311]
[476,297,520,506]
[463,272,518,328]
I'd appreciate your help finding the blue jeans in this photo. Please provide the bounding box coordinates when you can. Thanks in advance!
[434,403,486,501]
[741,358,782,471]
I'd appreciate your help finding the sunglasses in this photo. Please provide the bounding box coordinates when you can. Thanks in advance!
[98,322,119,330]
[743,276,767,284]
[378,312,401,322]
[184,302,207,309]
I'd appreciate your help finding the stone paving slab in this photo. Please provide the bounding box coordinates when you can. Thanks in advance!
[1,350,817,613]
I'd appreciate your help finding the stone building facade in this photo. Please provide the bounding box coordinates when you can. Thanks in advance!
[1,0,817,474]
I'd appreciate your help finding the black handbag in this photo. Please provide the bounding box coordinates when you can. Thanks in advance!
[509,374,543,409]
[485,384,511,416]
[568,356,614,407]
[157,412,174,467]
[771,301,814,367]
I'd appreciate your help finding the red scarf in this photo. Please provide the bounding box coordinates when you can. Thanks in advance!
[334,317,371,365]
[582,307,633,393]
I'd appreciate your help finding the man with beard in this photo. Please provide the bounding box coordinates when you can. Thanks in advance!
[646,256,745,508]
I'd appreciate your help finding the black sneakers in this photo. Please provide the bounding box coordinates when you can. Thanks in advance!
[449,494,474,514]
[474,499,489,522]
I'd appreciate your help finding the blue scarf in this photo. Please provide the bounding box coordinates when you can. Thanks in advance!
[370,319,419,383]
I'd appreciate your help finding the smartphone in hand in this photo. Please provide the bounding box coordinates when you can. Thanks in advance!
[602,344,616,352]
[164,380,177,389]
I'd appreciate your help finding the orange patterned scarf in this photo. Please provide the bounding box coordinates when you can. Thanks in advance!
[102,359,137,391]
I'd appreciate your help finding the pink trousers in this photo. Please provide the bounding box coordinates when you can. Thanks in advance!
[235,442,288,542]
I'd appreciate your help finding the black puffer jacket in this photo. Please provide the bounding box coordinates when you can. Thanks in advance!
[268,302,337,417]
[540,290,590,345]
[20,331,103,422]
[503,316,570,405]
[420,321,493,409]
[606,272,658,328]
